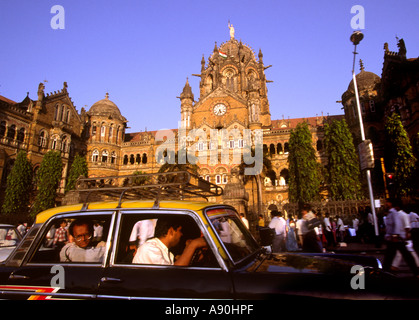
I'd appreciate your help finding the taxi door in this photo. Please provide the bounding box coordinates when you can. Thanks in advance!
[97,210,234,299]
[1,212,115,300]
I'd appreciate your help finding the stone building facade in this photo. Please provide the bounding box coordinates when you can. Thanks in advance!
[341,38,418,197]
[3,34,416,222]
[0,82,87,203]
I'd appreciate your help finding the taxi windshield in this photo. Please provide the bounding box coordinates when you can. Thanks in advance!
[206,208,259,263]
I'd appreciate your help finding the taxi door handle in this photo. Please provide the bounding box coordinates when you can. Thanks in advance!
[100,277,123,283]
[9,274,30,280]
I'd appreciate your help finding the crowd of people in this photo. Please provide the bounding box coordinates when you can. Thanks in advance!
[261,204,356,254]
[259,199,419,277]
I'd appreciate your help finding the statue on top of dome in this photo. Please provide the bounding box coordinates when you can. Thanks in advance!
[228,21,235,40]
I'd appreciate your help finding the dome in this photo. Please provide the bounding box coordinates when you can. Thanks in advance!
[347,69,381,93]
[212,39,257,62]
[88,93,126,121]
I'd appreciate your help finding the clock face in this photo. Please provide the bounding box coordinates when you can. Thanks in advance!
[213,103,227,116]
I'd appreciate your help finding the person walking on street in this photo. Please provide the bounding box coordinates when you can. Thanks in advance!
[383,198,419,277]
[408,204,419,257]
[323,213,335,249]
[300,204,322,253]
[286,216,299,251]
[269,210,286,253]
[336,215,345,243]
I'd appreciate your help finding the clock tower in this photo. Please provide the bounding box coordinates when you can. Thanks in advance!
[179,28,272,132]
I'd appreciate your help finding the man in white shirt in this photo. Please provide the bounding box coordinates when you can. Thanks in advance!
[409,207,419,256]
[240,213,249,229]
[60,219,106,263]
[133,217,207,266]
[383,198,418,277]
[268,211,286,253]
[323,213,335,248]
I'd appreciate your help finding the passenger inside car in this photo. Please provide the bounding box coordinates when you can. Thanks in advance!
[132,216,207,266]
[60,219,107,263]
[129,219,157,247]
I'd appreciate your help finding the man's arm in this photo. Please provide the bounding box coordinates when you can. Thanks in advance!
[174,238,207,266]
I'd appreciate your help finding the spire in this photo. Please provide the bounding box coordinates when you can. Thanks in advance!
[258,48,264,64]
[201,54,205,72]
[359,59,364,71]
[105,92,109,100]
[180,78,194,100]
[213,41,218,53]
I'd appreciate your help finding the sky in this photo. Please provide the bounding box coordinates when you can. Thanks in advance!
[1,0,418,134]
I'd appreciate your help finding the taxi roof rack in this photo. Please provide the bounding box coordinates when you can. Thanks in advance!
[75,171,224,211]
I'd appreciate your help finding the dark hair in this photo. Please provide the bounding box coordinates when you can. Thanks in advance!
[271,210,279,217]
[301,203,312,212]
[154,216,184,238]
[387,198,402,208]
[69,219,94,237]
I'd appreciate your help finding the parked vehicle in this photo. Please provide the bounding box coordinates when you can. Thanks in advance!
[0,224,22,263]
[0,172,417,300]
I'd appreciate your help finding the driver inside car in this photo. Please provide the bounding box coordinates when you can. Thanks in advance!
[132,216,207,266]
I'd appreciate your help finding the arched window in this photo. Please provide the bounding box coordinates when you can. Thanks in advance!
[7,124,16,140]
[263,144,268,154]
[16,128,25,143]
[123,155,128,165]
[54,105,59,121]
[92,150,99,162]
[51,136,59,150]
[60,105,65,122]
[136,154,141,164]
[279,169,289,186]
[222,174,228,184]
[108,126,113,143]
[38,130,47,147]
[66,109,71,123]
[0,121,6,137]
[142,153,147,164]
[277,143,283,154]
[61,136,68,152]
[102,150,109,163]
[111,152,117,164]
[284,142,289,154]
[269,144,276,155]
[129,154,135,165]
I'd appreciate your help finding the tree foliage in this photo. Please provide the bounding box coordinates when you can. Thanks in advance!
[385,112,417,198]
[65,154,88,192]
[1,151,33,215]
[287,122,321,205]
[31,151,63,215]
[323,119,362,200]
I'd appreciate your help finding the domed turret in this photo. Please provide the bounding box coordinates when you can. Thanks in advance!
[346,60,381,93]
[88,93,126,122]
[342,60,380,104]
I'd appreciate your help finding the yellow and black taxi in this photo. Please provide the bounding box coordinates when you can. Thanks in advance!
[0,172,417,300]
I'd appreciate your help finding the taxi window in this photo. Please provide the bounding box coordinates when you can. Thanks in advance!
[206,208,259,263]
[114,212,218,268]
[28,213,112,264]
